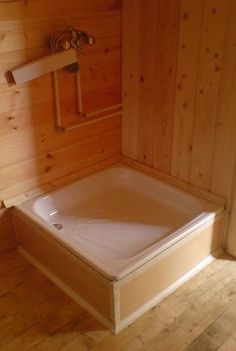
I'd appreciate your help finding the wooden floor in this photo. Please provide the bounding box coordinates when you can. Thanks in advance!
[0,251,236,351]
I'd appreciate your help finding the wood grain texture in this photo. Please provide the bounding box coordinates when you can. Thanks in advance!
[122,0,140,160]
[0,209,16,254]
[0,129,121,201]
[122,0,180,171]
[4,155,121,208]
[137,0,159,166]
[152,0,180,173]
[122,0,236,253]
[210,0,236,199]
[171,0,204,181]
[0,251,235,350]
[0,0,121,204]
[189,0,228,189]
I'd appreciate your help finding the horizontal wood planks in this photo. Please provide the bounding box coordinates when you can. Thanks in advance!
[0,0,121,204]
[122,0,236,252]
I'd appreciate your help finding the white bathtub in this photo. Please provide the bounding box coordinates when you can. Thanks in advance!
[15,165,222,280]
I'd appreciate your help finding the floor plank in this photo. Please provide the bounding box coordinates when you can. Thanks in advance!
[0,251,235,351]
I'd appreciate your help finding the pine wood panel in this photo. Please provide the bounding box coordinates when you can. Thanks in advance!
[4,155,121,208]
[122,0,141,160]
[122,0,236,253]
[171,0,204,181]
[210,0,236,199]
[0,129,121,202]
[137,0,160,166]
[123,157,225,207]
[122,0,180,171]
[0,15,120,55]
[0,1,120,21]
[152,0,180,173]
[189,0,228,189]
[0,0,121,204]
[0,115,120,168]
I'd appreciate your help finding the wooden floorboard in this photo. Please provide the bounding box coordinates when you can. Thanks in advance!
[0,251,235,351]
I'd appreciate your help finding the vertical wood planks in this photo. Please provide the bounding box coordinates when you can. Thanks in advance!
[189,0,228,189]
[210,0,236,198]
[171,0,204,181]
[152,0,181,173]
[122,0,234,194]
[122,0,236,254]
[210,0,236,255]
[122,0,181,172]
[137,0,160,166]
[122,0,141,160]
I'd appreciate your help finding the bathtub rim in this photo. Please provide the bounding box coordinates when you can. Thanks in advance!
[13,163,225,280]
[14,209,224,333]
[13,204,224,281]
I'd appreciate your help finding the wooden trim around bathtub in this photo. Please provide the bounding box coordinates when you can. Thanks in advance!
[13,206,224,334]
[18,246,114,331]
[114,247,223,334]
[13,210,116,325]
[122,156,226,207]
[116,214,223,322]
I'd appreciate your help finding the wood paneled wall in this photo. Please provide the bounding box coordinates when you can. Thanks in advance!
[0,0,121,206]
[122,0,236,253]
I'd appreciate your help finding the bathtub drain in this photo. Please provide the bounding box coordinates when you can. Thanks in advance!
[53,223,63,230]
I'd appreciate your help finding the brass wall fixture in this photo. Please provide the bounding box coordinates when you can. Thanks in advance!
[49,27,95,130]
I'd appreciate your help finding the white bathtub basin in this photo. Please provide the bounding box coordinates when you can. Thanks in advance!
[15,165,222,280]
